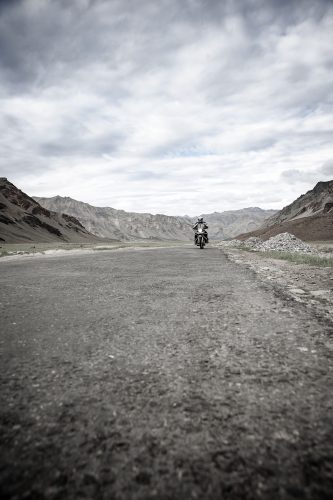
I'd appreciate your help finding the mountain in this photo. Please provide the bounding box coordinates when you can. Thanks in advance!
[262,180,333,227]
[0,178,101,243]
[34,196,193,241]
[34,196,277,241]
[199,208,277,239]
[236,181,333,241]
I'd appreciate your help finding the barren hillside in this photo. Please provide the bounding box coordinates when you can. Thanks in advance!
[236,181,333,241]
[0,178,100,243]
[34,196,194,241]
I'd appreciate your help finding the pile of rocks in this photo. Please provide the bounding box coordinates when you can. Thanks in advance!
[254,232,314,254]
[217,232,315,254]
[242,236,263,249]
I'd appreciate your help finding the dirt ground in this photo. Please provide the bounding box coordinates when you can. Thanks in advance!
[236,213,333,241]
[0,247,332,500]
[218,246,333,325]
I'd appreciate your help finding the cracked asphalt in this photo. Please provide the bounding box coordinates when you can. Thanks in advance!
[0,247,332,500]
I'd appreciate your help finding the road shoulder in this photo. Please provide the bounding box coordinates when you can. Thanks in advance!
[216,245,333,327]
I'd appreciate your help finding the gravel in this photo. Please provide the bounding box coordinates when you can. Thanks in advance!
[253,233,314,253]
[218,232,315,254]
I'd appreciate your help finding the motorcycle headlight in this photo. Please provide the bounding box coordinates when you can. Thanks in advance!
[198,228,203,233]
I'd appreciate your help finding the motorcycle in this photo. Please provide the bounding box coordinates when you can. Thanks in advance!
[195,227,208,249]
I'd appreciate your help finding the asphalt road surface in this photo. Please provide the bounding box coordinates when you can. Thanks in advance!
[1,247,332,500]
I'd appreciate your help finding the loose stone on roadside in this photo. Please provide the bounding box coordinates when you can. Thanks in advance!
[216,234,333,324]
[310,290,331,297]
[217,232,318,254]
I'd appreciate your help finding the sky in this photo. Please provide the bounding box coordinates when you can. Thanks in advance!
[1,0,333,216]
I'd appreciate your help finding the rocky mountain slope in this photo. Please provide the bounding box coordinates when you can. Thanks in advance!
[236,181,333,241]
[199,208,276,239]
[34,196,193,241]
[35,196,276,241]
[263,180,333,227]
[0,178,100,243]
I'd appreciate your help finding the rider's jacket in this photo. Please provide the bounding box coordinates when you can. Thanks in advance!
[193,221,208,231]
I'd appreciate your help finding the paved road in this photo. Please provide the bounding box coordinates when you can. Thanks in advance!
[0,247,332,500]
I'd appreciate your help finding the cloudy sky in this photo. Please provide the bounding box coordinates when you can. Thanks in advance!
[1,0,332,215]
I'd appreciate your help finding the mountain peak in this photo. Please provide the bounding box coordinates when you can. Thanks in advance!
[0,180,100,243]
[237,180,333,241]
[313,180,333,193]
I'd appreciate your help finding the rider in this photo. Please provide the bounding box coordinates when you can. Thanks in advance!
[192,217,209,245]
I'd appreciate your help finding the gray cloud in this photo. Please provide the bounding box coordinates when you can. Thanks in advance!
[0,0,332,214]
[280,169,314,184]
[320,160,333,176]
[1,0,331,90]
[280,160,333,185]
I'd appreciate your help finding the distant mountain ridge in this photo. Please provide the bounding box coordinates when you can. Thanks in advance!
[236,180,333,241]
[0,178,100,243]
[199,208,277,239]
[34,196,277,241]
[4,178,331,243]
[34,196,193,241]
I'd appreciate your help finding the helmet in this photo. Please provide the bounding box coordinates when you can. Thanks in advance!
[198,217,204,222]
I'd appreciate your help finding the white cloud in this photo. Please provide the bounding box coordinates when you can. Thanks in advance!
[0,0,332,215]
